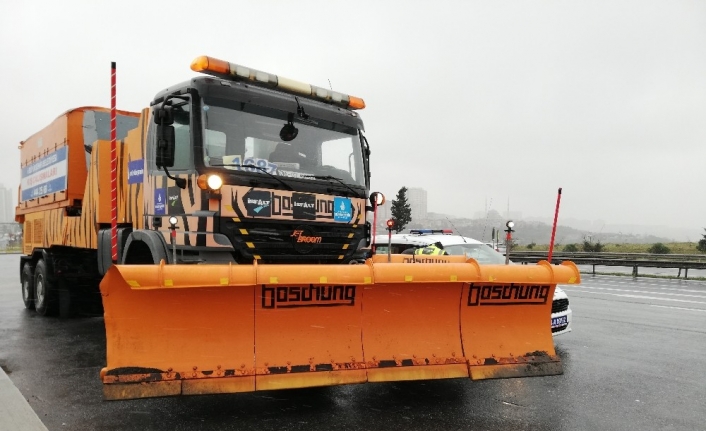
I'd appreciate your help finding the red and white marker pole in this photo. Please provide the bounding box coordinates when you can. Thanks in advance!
[548,188,562,262]
[110,62,118,263]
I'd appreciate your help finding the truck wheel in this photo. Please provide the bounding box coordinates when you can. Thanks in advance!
[21,263,35,310]
[34,260,56,316]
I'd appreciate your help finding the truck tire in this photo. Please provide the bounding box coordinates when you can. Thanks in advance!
[34,260,57,316]
[21,263,35,310]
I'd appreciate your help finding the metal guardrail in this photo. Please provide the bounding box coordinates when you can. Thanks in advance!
[508,251,706,279]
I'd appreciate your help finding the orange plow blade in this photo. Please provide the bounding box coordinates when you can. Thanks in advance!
[463,261,579,380]
[99,259,580,399]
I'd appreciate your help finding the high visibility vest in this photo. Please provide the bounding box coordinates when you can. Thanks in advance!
[414,245,446,255]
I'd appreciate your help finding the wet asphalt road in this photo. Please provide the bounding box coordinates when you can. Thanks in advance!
[1,253,705,431]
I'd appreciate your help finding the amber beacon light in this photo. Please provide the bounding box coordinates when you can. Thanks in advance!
[190,55,365,110]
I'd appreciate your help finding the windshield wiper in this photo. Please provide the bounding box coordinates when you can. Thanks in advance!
[210,164,294,191]
[312,175,363,198]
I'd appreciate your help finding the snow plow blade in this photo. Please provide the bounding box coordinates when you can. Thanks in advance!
[99,259,580,399]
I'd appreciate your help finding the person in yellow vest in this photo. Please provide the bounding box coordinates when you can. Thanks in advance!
[414,241,448,255]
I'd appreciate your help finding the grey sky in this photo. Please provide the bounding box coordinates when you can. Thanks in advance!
[1,1,704,237]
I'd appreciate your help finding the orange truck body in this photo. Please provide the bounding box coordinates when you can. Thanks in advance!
[16,107,141,252]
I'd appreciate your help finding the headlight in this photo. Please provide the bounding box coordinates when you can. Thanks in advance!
[207,174,223,190]
[197,174,223,191]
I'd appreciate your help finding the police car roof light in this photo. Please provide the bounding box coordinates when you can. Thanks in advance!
[409,229,454,235]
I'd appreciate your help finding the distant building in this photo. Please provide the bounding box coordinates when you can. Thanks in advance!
[0,185,13,223]
[407,187,427,221]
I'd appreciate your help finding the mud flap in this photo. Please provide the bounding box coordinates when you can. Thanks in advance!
[100,259,580,399]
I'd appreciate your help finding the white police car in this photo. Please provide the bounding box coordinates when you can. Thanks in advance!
[373,229,572,336]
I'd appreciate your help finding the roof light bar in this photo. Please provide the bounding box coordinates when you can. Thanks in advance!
[409,229,454,235]
[190,56,366,110]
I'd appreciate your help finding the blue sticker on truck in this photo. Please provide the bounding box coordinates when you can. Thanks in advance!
[127,159,144,184]
[20,146,68,202]
[333,197,352,222]
[154,189,166,215]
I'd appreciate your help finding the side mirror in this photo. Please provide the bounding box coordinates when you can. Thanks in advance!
[153,106,175,168]
[156,124,175,168]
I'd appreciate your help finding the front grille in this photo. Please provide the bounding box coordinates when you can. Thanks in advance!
[552,298,569,313]
[552,324,569,333]
[222,218,364,264]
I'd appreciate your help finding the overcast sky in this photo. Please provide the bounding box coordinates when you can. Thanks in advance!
[1,1,704,237]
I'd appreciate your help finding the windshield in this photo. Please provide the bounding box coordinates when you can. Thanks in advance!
[374,239,506,264]
[200,100,366,187]
[444,243,506,264]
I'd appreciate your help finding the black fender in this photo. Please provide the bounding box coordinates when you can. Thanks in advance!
[19,255,34,279]
[121,230,171,265]
[98,227,133,275]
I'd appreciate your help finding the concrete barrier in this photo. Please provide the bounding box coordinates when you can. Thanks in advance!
[0,366,48,431]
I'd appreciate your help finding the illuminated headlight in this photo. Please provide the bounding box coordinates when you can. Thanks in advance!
[197,174,224,191]
[168,216,178,226]
[207,175,223,190]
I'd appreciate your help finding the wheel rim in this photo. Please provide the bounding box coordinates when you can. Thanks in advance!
[22,277,30,302]
[36,276,45,308]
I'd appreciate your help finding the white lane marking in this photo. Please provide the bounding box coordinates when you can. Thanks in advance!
[578,277,706,289]
[649,304,706,313]
[574,290,706,305]
[579,279,706,289]
[565,282,706,294]
[563,285,706,299]
[566,282,702,292]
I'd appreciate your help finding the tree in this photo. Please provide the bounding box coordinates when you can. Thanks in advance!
[698,229,706,253]
[581,240,594,252]
[582,237,605,252]
[648,243,670,254]
[563,244,578,252]
[593,241,605,252]
[390,187,412,233]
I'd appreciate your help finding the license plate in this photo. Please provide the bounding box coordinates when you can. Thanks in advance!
[551,315,568,328]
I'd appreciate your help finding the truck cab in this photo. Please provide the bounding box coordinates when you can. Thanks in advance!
[121,57,372,265]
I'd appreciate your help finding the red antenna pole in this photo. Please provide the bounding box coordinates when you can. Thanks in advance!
[371,202,378,254]
[110,62,118,263]
[548,188,562,262]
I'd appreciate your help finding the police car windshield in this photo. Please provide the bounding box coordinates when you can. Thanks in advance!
[201,101,366,187]
[374,237,507,265]
[443,243,506,264]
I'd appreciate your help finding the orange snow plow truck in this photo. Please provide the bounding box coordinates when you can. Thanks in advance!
[15,56,580,400]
